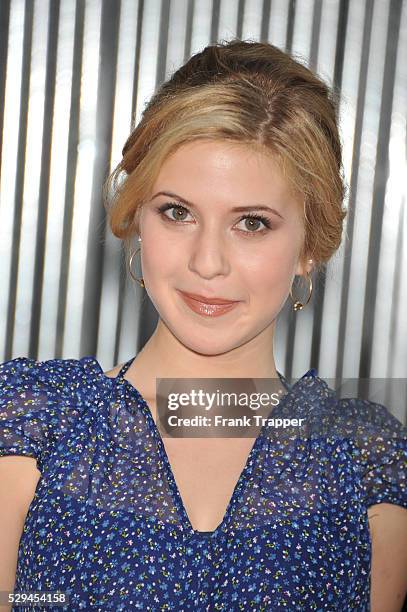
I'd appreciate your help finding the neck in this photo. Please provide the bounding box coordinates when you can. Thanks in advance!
[126,318,280,398]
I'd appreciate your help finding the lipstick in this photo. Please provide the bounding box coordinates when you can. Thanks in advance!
[177,290,240,318]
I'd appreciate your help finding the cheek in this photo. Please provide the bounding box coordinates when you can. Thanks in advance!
[141,251,166,295]
[140,216,181,275]
[140,231,180,301]
[238,242,299,296]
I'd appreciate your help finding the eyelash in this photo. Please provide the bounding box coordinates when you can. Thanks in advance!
[156,202,273,235]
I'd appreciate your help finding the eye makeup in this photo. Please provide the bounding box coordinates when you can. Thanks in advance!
[155,201,274,236]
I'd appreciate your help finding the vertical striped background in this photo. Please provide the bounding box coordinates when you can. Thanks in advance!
[0,0,405,420]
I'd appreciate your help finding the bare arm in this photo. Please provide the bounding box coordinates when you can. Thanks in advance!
[368,503,407,612]
[0,456,40,611]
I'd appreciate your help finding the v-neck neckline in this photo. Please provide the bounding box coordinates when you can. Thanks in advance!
[94,356,318,539]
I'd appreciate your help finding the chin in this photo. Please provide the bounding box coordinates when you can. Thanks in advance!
[169,323,251,357]
[154,297,268,355]
[181,338,242,357]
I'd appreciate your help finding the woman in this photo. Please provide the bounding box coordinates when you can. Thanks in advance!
[1,39,406,611]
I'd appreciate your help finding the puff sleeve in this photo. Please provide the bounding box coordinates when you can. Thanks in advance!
[0,356,87,473]
[338,397,407,509]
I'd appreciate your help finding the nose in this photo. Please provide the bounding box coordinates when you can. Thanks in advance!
[188,229,230,280]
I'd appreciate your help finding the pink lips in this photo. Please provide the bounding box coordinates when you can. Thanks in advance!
[177,290,240,318]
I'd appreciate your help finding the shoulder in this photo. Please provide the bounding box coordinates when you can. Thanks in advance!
[103,363,126,379]
[0,355,107,470]
[0,354,113,421]
[332,395,407,452]
[318,389,407,511]
[335,394,405,427]
[308,378,406,443]
[313,384,407,444]
[0,355,99,393]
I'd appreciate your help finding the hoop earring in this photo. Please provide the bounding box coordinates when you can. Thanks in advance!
[128,248,144,288]
[289,273,313,311]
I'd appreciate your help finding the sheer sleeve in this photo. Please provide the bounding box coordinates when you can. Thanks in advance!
[0,356,87,472]
[338,397,407,509]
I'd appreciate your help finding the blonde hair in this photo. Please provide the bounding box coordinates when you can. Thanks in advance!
[104,39,347,276]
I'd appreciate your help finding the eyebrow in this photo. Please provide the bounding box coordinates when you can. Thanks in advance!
[151,190,285,219]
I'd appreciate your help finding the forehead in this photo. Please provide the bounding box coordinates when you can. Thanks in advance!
[153,140,297,206]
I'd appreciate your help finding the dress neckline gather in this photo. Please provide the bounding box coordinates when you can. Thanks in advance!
[88,355,319,538]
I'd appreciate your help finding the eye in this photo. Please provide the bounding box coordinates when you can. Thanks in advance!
[235,213,273,235]
[157,202,194,223]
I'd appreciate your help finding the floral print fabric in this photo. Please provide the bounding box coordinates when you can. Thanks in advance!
[0,355,406,611]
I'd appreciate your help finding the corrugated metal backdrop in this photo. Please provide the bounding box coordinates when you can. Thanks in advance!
[0,0,405,421]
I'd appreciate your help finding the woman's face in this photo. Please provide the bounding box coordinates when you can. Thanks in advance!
[138,140,311,355]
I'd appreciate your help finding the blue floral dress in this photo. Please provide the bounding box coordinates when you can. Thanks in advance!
[0,355,406,611]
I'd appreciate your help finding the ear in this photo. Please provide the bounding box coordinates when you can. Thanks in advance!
[295,257,314,277]
[133,205,142,235]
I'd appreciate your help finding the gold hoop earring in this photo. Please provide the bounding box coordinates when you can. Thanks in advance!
[129,248,144,288]
[290,273,313,311]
